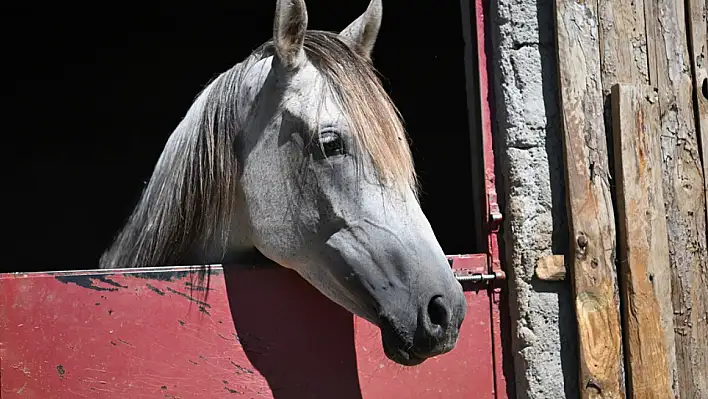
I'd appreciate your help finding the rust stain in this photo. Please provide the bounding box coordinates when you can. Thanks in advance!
[635,106,647,178]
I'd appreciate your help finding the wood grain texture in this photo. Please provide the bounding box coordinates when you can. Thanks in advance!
[685,0,708,398]
[555,1,625,397]
[597,0,680,392]
[598,0,651,93]
[611,83,675,399]
[645,0,708,397]
[535,255,566,281]
[685,0,708,209]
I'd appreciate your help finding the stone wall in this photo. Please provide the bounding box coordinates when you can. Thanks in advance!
[489,0,578,397]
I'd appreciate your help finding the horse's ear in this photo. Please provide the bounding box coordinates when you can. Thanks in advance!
[339,0,382,59]
[273,0,308,71]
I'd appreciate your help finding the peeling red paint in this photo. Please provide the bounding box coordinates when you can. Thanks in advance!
[1,256,500,398]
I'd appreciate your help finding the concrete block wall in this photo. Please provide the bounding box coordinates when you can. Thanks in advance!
[488,0,579,397]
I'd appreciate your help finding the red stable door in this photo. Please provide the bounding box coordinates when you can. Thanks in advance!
[0,254,506,399]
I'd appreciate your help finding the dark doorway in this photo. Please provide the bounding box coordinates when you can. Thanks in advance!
[4,0,478,272]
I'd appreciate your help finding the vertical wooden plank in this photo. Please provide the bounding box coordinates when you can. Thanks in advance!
[645,0,708,398]
[596,0,679,394]
[598,0,651,92]
[611,83,674,399]
[685,0,708,210]
[554,1,625,398]
[685,1,708,398]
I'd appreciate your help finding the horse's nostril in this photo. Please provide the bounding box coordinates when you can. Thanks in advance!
[427,295,450,328]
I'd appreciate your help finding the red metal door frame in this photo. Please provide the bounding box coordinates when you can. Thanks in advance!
[473,0,507,395]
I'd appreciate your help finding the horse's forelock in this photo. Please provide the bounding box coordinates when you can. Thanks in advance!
[301,31,418,197]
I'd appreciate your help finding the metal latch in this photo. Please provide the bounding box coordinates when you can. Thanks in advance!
[453,268,506,283]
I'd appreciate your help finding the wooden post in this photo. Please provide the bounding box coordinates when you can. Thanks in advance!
[685,0,708,210]
[685,0,708,397]
[610,84,675,399]
[555,1,625,398]
[645,0,708,397]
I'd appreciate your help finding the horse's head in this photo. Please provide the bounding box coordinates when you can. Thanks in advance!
[235,0,467,366]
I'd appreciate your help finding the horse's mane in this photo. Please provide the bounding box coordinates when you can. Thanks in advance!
[99,30,416,270]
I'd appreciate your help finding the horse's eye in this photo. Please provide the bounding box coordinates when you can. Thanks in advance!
[317,131,345,158]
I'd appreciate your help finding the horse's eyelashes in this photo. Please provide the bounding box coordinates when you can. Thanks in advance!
[316,131,346,159]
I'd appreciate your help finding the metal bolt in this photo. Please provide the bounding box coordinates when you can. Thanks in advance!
[577,233,588,248]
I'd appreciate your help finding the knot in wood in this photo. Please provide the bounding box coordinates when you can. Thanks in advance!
[585,377,603,394]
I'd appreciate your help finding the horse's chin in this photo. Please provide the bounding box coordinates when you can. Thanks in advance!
[380,326,430,367]
[381,341,428,366]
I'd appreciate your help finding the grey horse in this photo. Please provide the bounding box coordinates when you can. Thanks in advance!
[100,0,467,366]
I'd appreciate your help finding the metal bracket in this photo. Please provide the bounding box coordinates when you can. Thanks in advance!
[488,193,503,233]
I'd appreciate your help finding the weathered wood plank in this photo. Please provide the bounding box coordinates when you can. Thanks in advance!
[645,0,708,397]
[597,0,680,393]
[554,1,625,398]
[535,255,566,281]
[598,0,651,93]
[684,1,708,398]
[611,83,675,399]
[685,0,708,209]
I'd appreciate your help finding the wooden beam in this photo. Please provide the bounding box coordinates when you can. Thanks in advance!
[535,255,566,281]
[554,1,625,397]
[685,0,708,397]
[610,83,674,399]
[685,0,708,209]
[645,0,708,397]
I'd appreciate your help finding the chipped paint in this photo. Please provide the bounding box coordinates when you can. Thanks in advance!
[164,287,210,308]
[0,256,504,397]
[145,284,165,296]
[54,275,127,292]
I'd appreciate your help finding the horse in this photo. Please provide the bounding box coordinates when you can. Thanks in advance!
[99,0,467,366]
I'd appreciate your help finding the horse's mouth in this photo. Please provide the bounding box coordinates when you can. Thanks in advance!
[379,318,456,366]
[382,341,428,366]
[380,326,438,366]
